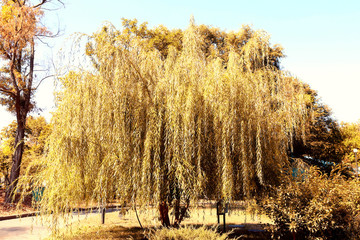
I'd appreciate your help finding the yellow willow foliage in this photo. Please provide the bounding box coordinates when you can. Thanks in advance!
[23,22,307,220]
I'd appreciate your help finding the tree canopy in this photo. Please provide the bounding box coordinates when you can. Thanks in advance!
[23,19,309,227]
[110,18,284,70]
[0,0,48,112]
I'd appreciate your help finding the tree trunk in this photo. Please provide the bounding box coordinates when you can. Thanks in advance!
[159,201,171,227]
[5,117,26,203]
[4,39,33,204]
[173,198,190,228]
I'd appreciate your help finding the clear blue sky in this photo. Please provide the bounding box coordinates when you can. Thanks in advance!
[1,0,360,129]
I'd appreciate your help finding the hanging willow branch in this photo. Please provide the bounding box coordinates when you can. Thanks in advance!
[17,19,308,229]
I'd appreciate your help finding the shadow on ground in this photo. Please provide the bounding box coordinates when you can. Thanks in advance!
[62,223,270,239]
[65,225,147,240]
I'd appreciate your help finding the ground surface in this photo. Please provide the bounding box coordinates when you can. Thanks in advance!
[0,213,94,240]
[1,216,52,240]
[0,189,35,216]
[51,207,273,239]
[0,196,273,239]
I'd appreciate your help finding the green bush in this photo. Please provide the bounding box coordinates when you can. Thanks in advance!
[260,166,360,240]
[147,226,229,240]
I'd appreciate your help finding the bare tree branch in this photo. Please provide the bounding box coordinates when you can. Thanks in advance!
[0,87,16,98]
[33,0,47,8]
[34,0,65,10]
[0,43,12,61]
[32,74,54,90]
[9,52,20,94]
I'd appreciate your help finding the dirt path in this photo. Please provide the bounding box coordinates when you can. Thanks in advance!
[0,216,50,240]
[0,213,98,240]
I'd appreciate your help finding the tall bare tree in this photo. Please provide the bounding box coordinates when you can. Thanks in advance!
[0,0,59,203]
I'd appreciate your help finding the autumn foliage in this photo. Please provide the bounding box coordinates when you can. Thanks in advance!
[14,18,312,229]
[0,0,48,112]
[261,166,360,239]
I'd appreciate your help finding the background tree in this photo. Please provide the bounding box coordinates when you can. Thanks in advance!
[87,18,284,71]
[24,19,308,228]
[340,121,360,163]
[0,121,16,186]
[0,0,58,203]
[0,116,50,188]
[292,85,344,163]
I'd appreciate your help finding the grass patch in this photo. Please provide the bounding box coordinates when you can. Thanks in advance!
[48,205,272,239]
[52,225,145,240]
[147,226,229,240]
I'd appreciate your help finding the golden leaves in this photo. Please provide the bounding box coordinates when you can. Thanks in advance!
[28,20,309,222]
[0,0,46,50]
[1,4,13,22]
[0,0,50,113]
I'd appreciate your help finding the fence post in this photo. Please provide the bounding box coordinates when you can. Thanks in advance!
[101,207,106,224]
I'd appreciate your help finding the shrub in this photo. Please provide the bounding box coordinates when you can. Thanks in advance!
[260,166,360,240]
[147,226,229,240]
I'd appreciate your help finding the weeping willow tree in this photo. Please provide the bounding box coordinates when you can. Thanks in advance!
[19,19,308,227]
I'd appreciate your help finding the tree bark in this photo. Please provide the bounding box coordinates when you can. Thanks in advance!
[5,117,26,203]
[173,198,190,228]
[4,40,33,204]
[159,201,170,227]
